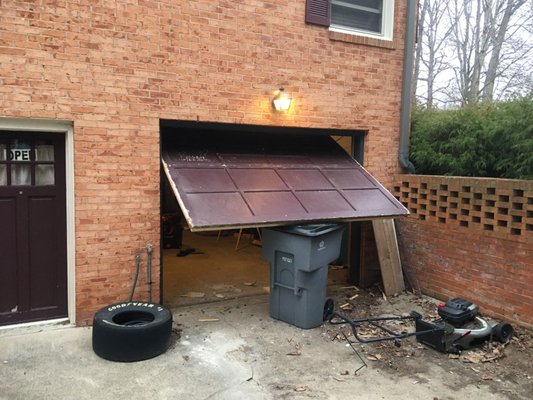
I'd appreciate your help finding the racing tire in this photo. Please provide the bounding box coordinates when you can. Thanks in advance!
[492,323,513,343]
[92,302,173,362]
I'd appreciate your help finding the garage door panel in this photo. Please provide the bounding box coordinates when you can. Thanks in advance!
[267,155,316,166]
[169,169,235,192]
[184,193,253,227]
[295,191,354,214]
[322,169,376,189]
[228,169,287,191]
[344,189,400,211]
[162,149,219,165]
[218,154,269,166]
[244,192,307,219]
[277,169,334,190]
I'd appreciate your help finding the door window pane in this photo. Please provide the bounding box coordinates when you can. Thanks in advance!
[9,141,32,162]
[36,164,55,185]
[11,164,31,185]
[0,144,6,161]
[0,165,6,185]
[35,144,54,161]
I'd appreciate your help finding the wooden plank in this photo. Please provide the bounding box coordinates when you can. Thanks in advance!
[371,218,405,296]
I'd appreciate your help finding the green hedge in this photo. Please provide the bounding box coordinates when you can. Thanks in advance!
[410,98,533,180]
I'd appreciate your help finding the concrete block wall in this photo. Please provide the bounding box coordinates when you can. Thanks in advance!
[1,0,409,325]
[394,175,533,327]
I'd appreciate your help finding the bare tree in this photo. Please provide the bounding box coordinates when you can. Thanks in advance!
[482,0,533,100]
[413,0,427,104]
[415,0,454,107]
[447,0,489,105]
[415,0,533,107]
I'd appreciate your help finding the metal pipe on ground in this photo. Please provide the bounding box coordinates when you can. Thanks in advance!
[146,244,153,302]
[129,254,141,302]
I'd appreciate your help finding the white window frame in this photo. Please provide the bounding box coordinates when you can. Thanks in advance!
[330,0,395,41]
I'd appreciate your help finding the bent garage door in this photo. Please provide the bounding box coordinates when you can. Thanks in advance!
[0,132,67,326]
[162,130,407,231]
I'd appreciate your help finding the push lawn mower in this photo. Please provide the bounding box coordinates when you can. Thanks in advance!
[327,297,513,353]
[413,298,513,353]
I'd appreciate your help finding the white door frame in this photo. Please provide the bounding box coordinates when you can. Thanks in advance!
[0,117,76,327]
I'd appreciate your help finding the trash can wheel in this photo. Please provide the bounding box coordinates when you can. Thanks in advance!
[323,298,334,321]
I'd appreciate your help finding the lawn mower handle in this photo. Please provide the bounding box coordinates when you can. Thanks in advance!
[328,310,441,345]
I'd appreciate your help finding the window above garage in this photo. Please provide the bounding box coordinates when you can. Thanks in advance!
[306,0,394,41]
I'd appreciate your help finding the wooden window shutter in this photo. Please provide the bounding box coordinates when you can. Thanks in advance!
[305,0,331,27]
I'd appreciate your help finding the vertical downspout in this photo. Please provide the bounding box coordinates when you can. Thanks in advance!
[399,0,417,173]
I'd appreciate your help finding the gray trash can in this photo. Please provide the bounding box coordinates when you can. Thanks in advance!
[262,224,345,329]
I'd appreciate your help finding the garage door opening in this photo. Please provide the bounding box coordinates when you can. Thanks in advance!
[159,121,406,307]
[160,213,351,308]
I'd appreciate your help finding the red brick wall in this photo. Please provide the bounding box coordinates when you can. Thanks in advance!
[1,0,409,325]
[394,175,533,327]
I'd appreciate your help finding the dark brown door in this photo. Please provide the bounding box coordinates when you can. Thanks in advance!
[0,131,67,326]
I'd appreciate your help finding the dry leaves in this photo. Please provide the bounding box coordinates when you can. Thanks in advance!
[366,354,383,361]
[181,292,205,298]
[287,338,302,356]
[340,286,359,291]
[294,384,308,392]
[461,346,505,364]
[286,350,301,356]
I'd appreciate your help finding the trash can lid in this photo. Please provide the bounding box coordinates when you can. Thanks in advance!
[274,223,344,237]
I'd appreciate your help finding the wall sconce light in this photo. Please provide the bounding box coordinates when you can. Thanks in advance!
[272,88,292,111]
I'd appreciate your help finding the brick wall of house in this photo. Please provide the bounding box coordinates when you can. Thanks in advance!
[394,175,533,327]
[1,0,409,325]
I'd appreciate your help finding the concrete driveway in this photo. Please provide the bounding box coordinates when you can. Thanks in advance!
[0,294,525,399]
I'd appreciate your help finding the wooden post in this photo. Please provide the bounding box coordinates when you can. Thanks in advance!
[372,218,405,296]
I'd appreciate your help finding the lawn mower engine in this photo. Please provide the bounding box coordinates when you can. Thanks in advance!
[414,298,513,354]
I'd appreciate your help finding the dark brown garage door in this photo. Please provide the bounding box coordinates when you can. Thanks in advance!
[162,131,407,231]
[0,132,67,326]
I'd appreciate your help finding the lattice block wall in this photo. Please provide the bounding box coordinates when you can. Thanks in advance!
[394,176,533,241]
[394,175,533,326]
